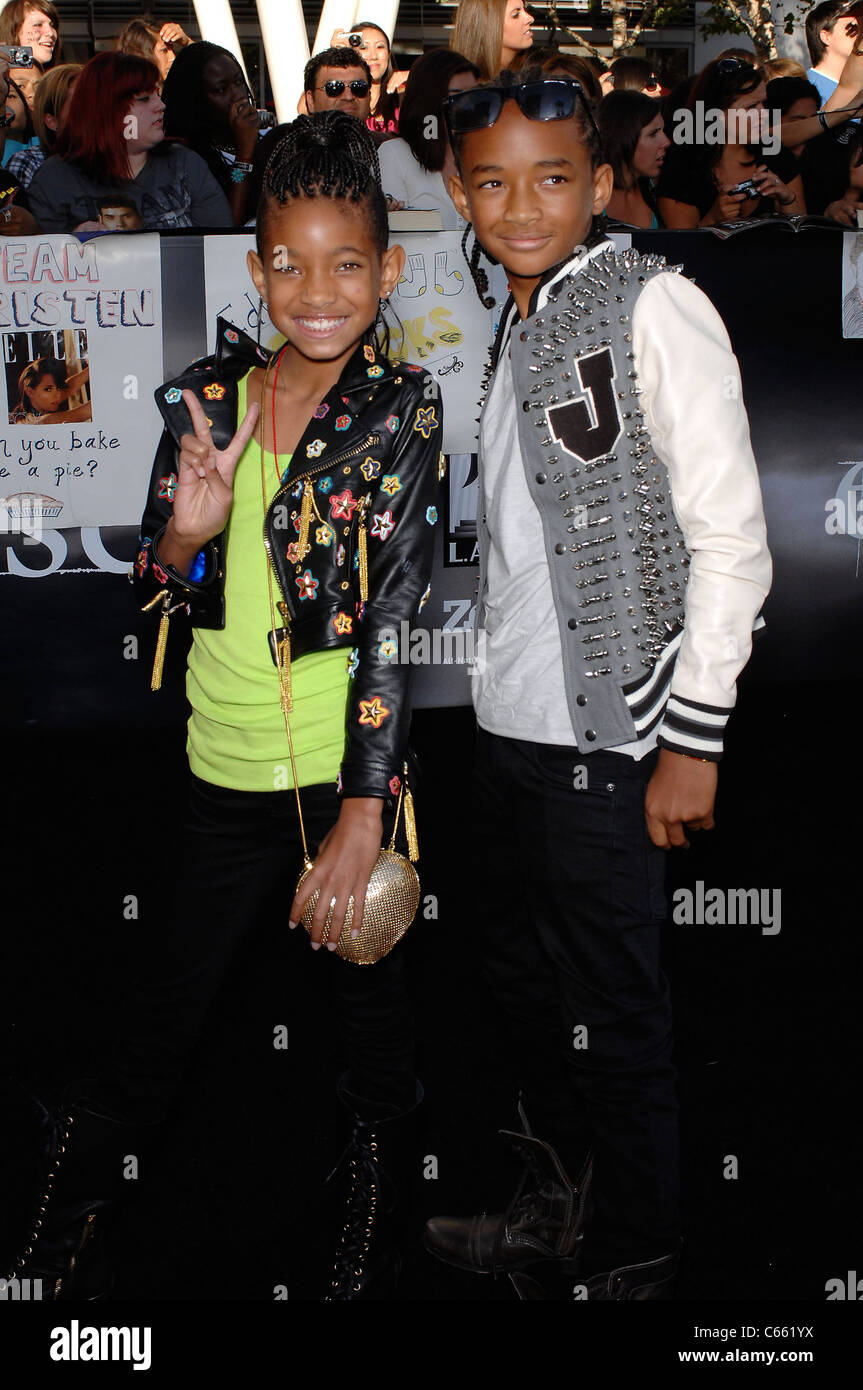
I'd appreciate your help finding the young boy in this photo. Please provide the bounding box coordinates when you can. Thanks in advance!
[424,70,772,1299]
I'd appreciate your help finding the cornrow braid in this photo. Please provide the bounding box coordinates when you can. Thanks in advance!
[461,222,496,309]
[257,111,388,255]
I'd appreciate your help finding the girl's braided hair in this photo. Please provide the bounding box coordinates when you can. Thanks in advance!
[257,110,388,256]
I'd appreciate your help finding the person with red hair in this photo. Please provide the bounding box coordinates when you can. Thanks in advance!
[27,50,232,232]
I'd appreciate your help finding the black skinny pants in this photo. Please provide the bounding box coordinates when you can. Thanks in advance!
[90,774,416,1125]
[473,728,680,1265]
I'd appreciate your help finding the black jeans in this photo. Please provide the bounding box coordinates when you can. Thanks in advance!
[90,774,416,1125]
[473,728,679,1266]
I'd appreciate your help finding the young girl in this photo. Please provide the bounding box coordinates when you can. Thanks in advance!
[423,68,771,1299]
[9,354,89,423]
[9,110,442,1302]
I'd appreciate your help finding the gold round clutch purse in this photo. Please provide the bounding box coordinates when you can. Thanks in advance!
[296,847,420,964]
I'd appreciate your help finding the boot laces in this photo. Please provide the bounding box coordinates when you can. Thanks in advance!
[327,1135,380,1298]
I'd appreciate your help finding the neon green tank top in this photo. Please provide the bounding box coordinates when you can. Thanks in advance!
[186,370,351,792]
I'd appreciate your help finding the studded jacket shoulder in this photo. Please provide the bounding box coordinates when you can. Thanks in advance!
[131,318,444,800]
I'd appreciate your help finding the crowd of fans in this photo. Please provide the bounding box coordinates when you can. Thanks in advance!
[0,0,861,239]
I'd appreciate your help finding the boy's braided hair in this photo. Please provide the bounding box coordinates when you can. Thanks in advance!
[257,111,388,255]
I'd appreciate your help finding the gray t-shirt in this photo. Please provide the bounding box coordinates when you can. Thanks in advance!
[28,142,232,233]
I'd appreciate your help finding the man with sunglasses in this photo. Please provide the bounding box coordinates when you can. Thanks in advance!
[303,46,372,123]
[423,70,771,1301]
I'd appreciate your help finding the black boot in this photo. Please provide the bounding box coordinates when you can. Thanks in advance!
[3,1082,152,1301]
[423,1102,593,1277]
[324,1080,423,1302]
[509,1244,681,1301]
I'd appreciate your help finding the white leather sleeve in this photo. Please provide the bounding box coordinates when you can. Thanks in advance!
[632,271,772,758]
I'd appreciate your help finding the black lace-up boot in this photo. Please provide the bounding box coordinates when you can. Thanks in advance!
[3,1083,152,1301]
[324,1079,422,1301]
[423,1101,593,1277]
[509,1244,682,1300]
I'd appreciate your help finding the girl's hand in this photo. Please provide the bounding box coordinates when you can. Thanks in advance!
[387,69,409,94]
[825,190,863,226]
[159,22,192,48]
[229,94,260,161]
[710,184,747,222]
[289,798,384,950]
[645,749,718,850]
[750,164,797,208]
[168,388,259,550]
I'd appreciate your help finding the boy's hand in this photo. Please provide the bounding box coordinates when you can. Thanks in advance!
[168,388,259,551]
[289,798,384,951]
[645,748,718,850]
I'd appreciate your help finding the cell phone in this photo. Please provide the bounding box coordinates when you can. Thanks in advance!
[0,45,34,67]
[348,32,364,47]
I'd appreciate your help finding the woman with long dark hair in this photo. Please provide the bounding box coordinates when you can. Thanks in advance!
[599,89,670,229]
[27,51,232,232]
[378,48,479,227]
[332,20,405,132]
[160,40,266,226]
[657,55,805,226]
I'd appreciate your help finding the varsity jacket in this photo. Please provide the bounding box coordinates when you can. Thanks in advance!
[131,318,444,799]
[477,239,772,760]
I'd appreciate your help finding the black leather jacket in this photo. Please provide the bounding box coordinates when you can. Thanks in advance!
[131,318,444,800]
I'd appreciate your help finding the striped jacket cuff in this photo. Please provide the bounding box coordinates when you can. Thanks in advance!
[655,694,730,762]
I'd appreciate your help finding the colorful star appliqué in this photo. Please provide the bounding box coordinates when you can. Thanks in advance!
[317,476,332,494]
[224,328,239,344]
[306,439,326,458]
[361,457,381,481]
[330,490,358,520]
[371,510,395,541]
[404,363,421,373]
[347,648,359,678]
[366,365,384,378]
[426,506,438,525]
[157,474,177,500]
[203,382,225,401]
[164,387,181,404]
[413,406,437,438]
[336,543,346,567]
[381,474,401,496]
[335,414,351,431]
[388,775,401,796]
[152,562,168,584]
[386,414,399,433]
[378,637,398,661]
[313,402,329,419]
[316,524,334,547]
[286,542,300,563]
[363,344,376,362]
[296,569,318,600]
[333,611,353,635]
[358,696,390,728]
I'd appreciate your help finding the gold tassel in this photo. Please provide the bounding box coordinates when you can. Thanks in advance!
[297,480,313,561]
[150,596,171,692]
[403,781,419,862]
[358,518,369,602]
[276,601,292,713]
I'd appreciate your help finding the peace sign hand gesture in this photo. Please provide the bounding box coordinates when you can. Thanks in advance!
[166,388,260,555]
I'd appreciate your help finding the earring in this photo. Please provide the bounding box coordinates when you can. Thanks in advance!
[256,295,266,347]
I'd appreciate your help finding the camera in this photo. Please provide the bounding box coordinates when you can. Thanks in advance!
[0,44,34,67]
[729,178,761,199]
[348,32,363,47]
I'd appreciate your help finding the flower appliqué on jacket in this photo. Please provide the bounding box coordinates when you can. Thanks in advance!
[381,474,401,496]
[371,510,395,541]
[335,414,351,431]
[388,775,401,796]
[317,476,332,494]
[157,474,177,500]
[361,457,381,481]
[306,439,326,458]
[224,328,239,344]
[386,415,399,433]
[336,543,346,567]
[378,637,398,661]
[363,345,376,363]
[358,696,390,728]
[425,506,438,525]
[413,406,437,438]
[286,542,300,563]
[313,403,329,419]
[330,490,358,520]
[164,387,182,404]
[203,383,226,401]
[366,365,384,379]
[296,569,319,600]
[333,611,353,635]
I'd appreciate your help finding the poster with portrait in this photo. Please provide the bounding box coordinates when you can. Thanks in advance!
[841,230,863,337]
[0,233,163,531]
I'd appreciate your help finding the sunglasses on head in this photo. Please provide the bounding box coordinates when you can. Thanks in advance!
[318,78,370,98]
[715,58,757,76]
[443,78,599,141]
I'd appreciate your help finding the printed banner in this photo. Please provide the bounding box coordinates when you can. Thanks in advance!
[204,233,281,356]
[0,233,163,530]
